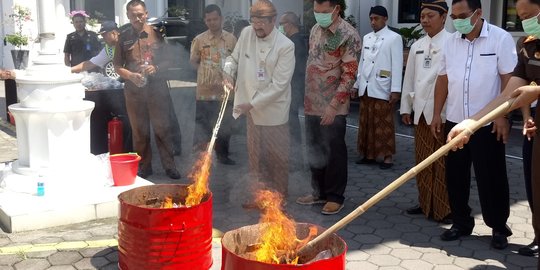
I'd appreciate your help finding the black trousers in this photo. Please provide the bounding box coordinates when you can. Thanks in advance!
[193,100,233,158]
[444,121,510,234]
[305,115,348,204]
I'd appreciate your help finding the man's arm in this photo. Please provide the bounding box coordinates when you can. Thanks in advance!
[64,53,71,67]
[400,42,417,125]
[189,37,201,70]
[430,74,448,137]
[71,48,108,73]
[71,61,98,73]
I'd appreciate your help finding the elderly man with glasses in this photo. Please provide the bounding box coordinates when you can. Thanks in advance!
[223,0,295,207]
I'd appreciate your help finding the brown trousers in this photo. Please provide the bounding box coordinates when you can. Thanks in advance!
[415,115,451,221]
[358,94,396,158]
[124,79,176,172]
[246,114,289,196]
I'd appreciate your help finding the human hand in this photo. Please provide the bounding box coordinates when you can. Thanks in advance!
[401,114,412,125]
[233,103,253,116]
[140,64,157,76]
[511,85,540,109]
[446,119,476,151]
[430,114,443,139]
[223,74,235,92]
[523,116,537,141]
[350,88,359,99]
[128,72,146,87]
[0,70,15,80]
[491,117,509,144]
[320,105,337,126]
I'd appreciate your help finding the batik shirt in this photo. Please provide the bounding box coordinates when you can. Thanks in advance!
[191,30,237,100]
[305,17,361,116]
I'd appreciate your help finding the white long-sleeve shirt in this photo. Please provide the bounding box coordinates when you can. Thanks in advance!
[224,26,295,126]
[401,29,451,125]
[354,26,403,100]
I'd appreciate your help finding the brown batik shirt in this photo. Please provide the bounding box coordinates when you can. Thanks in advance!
[304,17,361,116]
[190,30,237,101]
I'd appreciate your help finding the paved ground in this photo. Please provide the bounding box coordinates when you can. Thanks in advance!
[0,81,538,269]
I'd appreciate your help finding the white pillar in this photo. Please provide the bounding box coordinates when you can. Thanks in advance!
[116,0,129,25]
[156,0,166,17]
[37,0,57,55]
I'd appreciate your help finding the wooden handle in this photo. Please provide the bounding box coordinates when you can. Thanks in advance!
[298,97,515,256]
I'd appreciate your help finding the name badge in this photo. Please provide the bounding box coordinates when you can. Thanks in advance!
[257,68,266,81]
[257,61,266,81]
[424,56,432,68]
[529,59,540,67]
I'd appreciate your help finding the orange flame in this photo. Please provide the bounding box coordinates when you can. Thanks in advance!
[254,189,318,265]
[160,195,174,208]
[185,152,212,206]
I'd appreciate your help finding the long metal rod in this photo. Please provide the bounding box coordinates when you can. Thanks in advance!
[205,85,231,155]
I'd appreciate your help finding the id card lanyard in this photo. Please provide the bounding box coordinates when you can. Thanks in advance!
[423,42,432,69]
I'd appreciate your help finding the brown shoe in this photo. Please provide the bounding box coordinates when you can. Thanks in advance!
[321,202,344,215]
[296,195,326,205]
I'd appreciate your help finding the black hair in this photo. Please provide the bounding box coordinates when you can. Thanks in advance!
[451,0,481,11]
[313,0,347,18]
[204,4,222,17]
[126,0,146,12]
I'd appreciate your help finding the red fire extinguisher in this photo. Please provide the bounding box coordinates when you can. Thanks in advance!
[108,116,123,154]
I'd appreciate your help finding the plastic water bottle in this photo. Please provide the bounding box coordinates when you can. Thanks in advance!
[36,179,44,196]
[138,61,148,87]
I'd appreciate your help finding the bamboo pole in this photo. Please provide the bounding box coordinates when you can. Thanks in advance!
[297,97,516,257]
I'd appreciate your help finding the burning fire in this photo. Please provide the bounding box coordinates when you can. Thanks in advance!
[254,190,318,265]
[185,152,212,206]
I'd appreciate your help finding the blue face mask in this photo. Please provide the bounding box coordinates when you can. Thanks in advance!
[453,9,479,35]
[314,7,336,28]
[522,12,540,38]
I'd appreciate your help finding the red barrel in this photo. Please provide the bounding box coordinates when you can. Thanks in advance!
[118,184,213,270]
[221,223,347,270]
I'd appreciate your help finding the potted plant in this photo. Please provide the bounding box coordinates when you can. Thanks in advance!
[4,4,32,69]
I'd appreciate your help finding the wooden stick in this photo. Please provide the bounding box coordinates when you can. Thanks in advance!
[297,97,515,256]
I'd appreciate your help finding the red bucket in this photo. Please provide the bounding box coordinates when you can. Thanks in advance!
[221,223,347,270]
[110,153,140,186]
[118,184,213,270]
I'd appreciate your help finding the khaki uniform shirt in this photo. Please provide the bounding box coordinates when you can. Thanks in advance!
[191,30,237,100]
[113,24,167,89]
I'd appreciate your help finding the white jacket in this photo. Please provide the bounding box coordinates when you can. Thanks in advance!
[224,26,295,126]
[354,26,403,100]
[400,29,451,125]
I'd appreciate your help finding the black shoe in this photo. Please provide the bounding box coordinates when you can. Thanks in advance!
[218,156,236,165]
[379,162,394,170]
[491,231,508,250]
[440,215,453,225]
[518,241,539,256]
[165,168,181,179]
[137,168,153,178]
[355,157,376,165]
[406,205,423,215]
[440,227,472,241]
